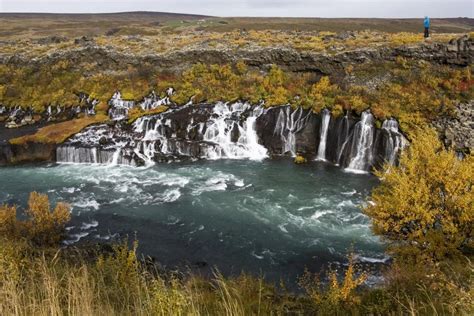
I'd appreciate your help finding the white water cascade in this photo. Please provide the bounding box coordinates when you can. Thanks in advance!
[108,90,173,121]
[77,101,270,165]
[335,114,351,165]
[55,100,407,171]
[381,119,406,165]
[108,92,136,120]
[345,111,375,173]
[203,103,268,160]
[274,107,312,156]
[316,109,331,161]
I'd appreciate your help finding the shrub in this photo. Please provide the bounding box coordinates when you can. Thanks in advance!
[0,192,71,246]
[299,255,367,314]
[364,128,474,259]
[294,154,307,164]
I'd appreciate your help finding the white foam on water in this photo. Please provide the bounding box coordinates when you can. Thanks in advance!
[251,251,264,260]
[159,177,190,187]
[310,210,333,220]
[64,232,89,245]
[337,200,357,208]
[62,187,80,193]
[80,220,99,230]
[343,167,370,175]
[110,197,126,204]
[342,189,357,196]
[94,233,119,241]
[191,172,243,196]
[234,179,245,187]
[297,206,314,211]
[278,223,289,233]
[160,188,181,203]
[354,254,391,264]
[72,197,100,211]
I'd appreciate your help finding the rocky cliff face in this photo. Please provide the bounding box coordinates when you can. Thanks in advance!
[2,36,472,77]
[52,102,406,173]
[434,101,474,153]
[0,36,471,167]
[0,141,56,165]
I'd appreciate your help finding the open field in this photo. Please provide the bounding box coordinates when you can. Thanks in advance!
[0,12,472,40]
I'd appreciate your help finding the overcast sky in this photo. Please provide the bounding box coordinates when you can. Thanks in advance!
[1,0,473,18]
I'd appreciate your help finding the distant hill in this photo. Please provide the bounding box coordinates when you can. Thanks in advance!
[0,11,210,20]
[202,17,474,33]
[0,12,472,40]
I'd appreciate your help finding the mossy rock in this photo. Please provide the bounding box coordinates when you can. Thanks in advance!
[294,155,307,164]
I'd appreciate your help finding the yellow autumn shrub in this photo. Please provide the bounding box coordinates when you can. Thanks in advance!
[365,128,474,259]
[0,192,71,246]
[299,255,367,313]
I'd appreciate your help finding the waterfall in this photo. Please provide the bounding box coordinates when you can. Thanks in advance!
[58,102,267,166]
[316,109,331,161]
[108,91,171,120]
[335,114,351,165]
[381,119,406,165]
[202,102,267,160]
[345,111,375,173]
[108,92,135,120]
[274,106,311,156]
[56,102,405,170]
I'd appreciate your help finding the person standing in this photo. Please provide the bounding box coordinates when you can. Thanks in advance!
[424,16,431,38]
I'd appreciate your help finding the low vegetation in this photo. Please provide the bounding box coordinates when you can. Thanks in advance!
[1,129,472,315]
[294,154,307,164]
[127,105,169,124]
[9,114,108,145]
[0,57,471,149]
[2,57,471,135]
[365,128,473,259]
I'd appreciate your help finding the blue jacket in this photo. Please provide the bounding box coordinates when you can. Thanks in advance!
[424,17,430,28]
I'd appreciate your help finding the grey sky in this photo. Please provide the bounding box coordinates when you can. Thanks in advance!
[1,0,473,18]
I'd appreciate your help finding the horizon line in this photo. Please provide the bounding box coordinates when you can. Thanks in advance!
[0,11,473,19]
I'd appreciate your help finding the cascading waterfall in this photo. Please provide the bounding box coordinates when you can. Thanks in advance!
[274,106,312,156]
[109,90,172,120]
[345,111,375,172]
[316,109,331,161]
[336,114,351,165]
[132,115,175,164]
[203,103,268,160]
[58,102,268,166]
[56,97,406,172]
[108,92,135,120]
[381,119,406,165]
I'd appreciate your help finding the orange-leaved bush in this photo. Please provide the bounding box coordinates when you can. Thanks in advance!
[0,192,71,246]
[364,128,473,259]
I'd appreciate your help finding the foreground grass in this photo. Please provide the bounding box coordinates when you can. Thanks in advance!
[9,114,109,145]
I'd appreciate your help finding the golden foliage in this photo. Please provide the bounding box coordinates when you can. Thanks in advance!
[299,255,367,313]
[0,192,71,246]
[127,105,169,124]
[365,128,474,258]
[9,113,108,145]
[294,154,307,164]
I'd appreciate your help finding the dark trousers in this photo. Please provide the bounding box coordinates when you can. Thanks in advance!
[424,27,430,38]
